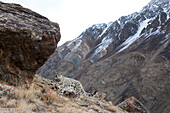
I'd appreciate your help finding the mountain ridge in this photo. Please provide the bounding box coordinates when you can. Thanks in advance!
[37,0,170,112]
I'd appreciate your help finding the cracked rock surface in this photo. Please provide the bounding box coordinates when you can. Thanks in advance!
[0,1,61,85]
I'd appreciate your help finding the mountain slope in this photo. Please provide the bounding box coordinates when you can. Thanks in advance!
[37,0,170,112]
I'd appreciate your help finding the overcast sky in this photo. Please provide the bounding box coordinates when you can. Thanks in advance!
[2,0,151,45]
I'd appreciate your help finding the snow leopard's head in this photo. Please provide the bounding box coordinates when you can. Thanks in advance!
[53,71,63,82]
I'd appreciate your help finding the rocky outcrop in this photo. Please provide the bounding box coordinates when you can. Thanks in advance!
[37,0,169,113]
[118,96,150,113]
[0,1,60,85]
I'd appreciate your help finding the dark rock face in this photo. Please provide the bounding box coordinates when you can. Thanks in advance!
[0,2,60,85]
[37,0,169,112]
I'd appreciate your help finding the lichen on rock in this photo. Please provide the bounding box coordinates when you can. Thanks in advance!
[0,1,61,85]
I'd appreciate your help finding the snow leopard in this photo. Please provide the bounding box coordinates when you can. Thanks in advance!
[52,71,97,98]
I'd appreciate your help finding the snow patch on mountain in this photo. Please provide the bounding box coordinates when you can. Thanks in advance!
[166,13,170,21]
[161,34,170,44]
[98,22,113,39]
[118,18,152,53]
[92,23,107,30]
[73,40,82,51]
[95,36,113,54]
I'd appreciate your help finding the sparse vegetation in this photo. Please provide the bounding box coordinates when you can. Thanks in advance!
[9,85,38,101]
[0,75,125,113]
[6,99,16,108]
[15,99,37,113]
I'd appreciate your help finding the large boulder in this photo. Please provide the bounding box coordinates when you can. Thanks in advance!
[0,2,60,85]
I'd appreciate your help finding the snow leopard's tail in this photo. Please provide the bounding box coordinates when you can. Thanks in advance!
[85,90,98,97]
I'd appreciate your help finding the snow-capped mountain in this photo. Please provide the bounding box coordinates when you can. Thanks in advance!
[37,0,170,112]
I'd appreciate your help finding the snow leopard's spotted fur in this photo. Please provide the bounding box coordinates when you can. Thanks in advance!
[52,71,96,98]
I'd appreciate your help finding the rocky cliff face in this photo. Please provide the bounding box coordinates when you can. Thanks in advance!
[0,2,61,85]
[37,0,169,112]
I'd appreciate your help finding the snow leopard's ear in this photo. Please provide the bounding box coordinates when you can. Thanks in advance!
[58,72,62,75]
[57,72,62,77]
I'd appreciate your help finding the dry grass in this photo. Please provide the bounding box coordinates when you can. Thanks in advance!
[0,75,124,113]
[0,96,7,102]
[90,105,101,112]
[107,105,117,112]
[14,99,37,113]
[0,83,39,112]
[0,96,36,113]
[9,84,40,102]
[107,105,125,113]
[6,99,16,108]
[41,93,61,104]
[0,96,7,106]
[57,106,88,113]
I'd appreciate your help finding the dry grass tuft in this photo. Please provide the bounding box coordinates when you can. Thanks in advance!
[14,99,37,113]
[41,93,61,104]
[0,96,7,102]
[107,105,117,112]
[9,84,40,102]
[0,96,7,106]
[6,99,16,108]
[57,106,88,113]
[107,105,124,113]
[90,105,101,112]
